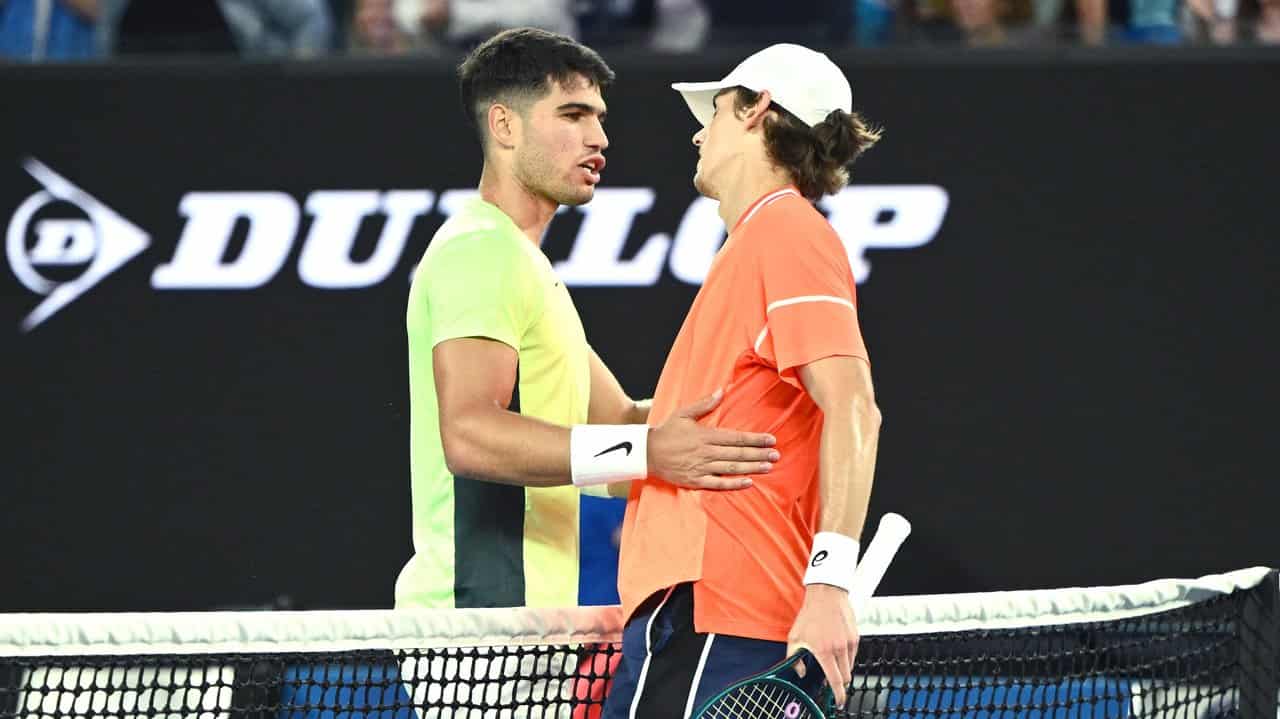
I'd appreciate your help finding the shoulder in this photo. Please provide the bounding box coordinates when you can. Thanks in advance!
[741,193,844,260]
[421,204,530,277]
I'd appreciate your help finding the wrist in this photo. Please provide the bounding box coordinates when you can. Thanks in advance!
[570,424,649,487]
[802,531,859,593]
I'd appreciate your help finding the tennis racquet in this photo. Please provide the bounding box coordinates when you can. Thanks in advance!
[690,513,912,719]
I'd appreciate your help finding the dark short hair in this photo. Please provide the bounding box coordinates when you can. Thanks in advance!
[729,87,883,201]
[458,28,615,145]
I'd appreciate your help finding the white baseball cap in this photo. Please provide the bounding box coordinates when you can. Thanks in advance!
[671,44,853,129]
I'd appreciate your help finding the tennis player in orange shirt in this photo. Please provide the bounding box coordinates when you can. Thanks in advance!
[600,44,885,718]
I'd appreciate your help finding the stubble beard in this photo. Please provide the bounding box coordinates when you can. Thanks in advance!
[517,147,593,208]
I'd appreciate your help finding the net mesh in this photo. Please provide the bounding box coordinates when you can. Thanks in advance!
[1,569,1275,719]
[0,644,620,719]
[846,589,1272,718]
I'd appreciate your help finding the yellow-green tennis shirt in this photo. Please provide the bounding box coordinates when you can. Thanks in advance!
[396,198,590,609]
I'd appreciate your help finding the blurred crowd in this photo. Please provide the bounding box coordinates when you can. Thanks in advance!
[2,0,1278,61]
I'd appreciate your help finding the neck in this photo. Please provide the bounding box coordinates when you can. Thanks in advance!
[478,161,559,247]
[714,155,794,231]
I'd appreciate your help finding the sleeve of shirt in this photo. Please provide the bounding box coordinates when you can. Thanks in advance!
[417,232,543,351]
[754,219,869,390]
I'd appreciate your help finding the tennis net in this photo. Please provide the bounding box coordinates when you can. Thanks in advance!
[0,567,1275,718]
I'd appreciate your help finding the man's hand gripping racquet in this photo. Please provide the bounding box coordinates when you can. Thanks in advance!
[690,513,912,719]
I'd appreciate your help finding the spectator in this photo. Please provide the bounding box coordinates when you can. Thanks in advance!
[700,0,845,44]
[325,0,350,49]
[1182,0,1280,43]
[1183,0,1240,43]
[649,0,709,51]
[354,0,576,51]
[101,0,237,54]
[1032,0,1108,42]
[1124,0,1180,41]
[351,0,404,51]
[222,0,333,55]
[100,0,332,56]
[576,0,712,53]
[853,0,898,46]
[0,0,100,60]
[1263,0,1280,40]
[953,0,1005,43]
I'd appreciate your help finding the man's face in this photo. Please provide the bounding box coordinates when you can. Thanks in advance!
[691,91,746,200]
[513,75,609,207]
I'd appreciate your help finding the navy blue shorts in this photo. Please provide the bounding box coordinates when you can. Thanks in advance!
[601,583,786,719]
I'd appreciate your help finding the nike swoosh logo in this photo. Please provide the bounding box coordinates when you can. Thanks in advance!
[594,441,633,458]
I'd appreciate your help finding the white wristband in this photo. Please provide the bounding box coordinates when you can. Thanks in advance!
[570,425,649,487]
[803,532,860,592]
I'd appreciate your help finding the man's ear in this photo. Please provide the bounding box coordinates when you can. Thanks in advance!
[488,103,520,149]
[742,90,774,131]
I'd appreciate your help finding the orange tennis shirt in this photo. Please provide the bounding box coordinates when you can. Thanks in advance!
[617,186,870,642]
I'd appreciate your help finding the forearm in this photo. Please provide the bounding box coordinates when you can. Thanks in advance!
[590,397,648,425]
[587,350,652,425]
[444,406,572,488]
[794,396,875,707]
[816,398,880,540]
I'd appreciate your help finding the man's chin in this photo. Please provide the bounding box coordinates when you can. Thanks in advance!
[556,186,596,207]
[693,174,716,199]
